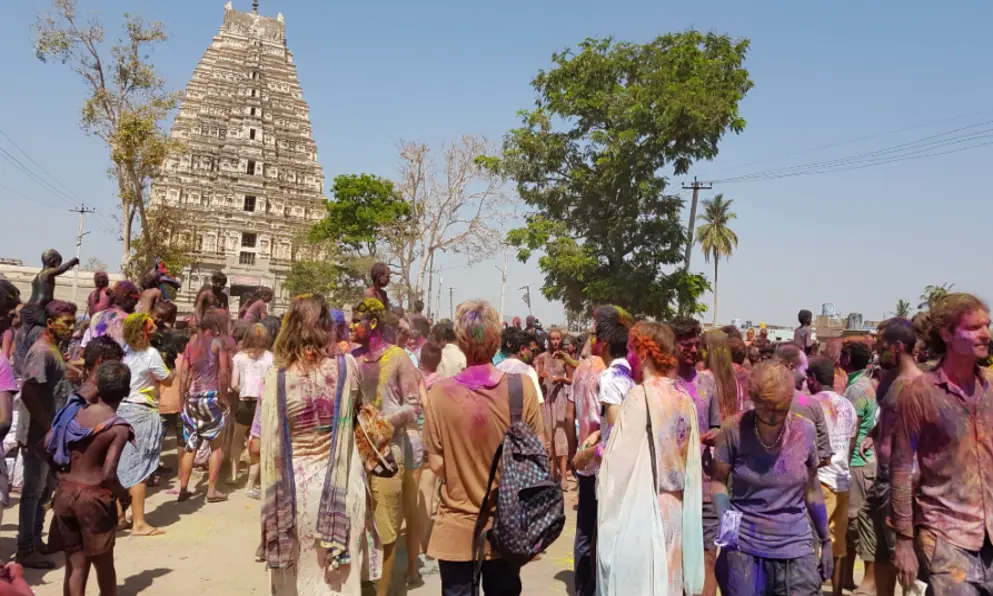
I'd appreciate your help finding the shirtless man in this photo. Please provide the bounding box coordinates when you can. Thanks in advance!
[47,361,133,596]
[87,272,111,318]
[137,267,181,314]
[194,272,229,321]
[28,249,79,306]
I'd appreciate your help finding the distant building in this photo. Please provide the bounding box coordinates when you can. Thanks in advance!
[0,264,124,314]
[150,2,325,314]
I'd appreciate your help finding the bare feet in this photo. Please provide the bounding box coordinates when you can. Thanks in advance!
[132,525,165,537]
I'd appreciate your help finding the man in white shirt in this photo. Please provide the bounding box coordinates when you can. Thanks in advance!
[432,321,466,379]
[807,355,858,596]
[570,305,634,596]
[494,327,543,404]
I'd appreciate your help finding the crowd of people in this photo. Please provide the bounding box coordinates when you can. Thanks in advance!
[0,250,990,596]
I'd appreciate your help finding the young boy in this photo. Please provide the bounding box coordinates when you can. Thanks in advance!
[47,361,134,596]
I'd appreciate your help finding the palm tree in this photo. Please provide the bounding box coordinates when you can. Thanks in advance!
[919,283,955,310]
[894,299,913,319]
[695,194,738,326]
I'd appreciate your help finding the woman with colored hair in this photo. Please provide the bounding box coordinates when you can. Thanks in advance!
[229,323,273,491]
[711,361,833,596]
[118,312,174,536]
[596,320,705,596]
[260,294,372,595]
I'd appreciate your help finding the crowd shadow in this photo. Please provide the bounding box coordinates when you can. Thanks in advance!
[554,569,576,595]
[119,566,172,595]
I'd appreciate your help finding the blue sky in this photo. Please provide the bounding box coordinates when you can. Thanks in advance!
[1,0,991,327]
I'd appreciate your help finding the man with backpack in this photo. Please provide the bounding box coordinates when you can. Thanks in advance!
[422,300,555,595]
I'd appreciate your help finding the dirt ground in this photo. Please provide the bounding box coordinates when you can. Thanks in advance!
[11,438,577,596]
[10,439,864,595]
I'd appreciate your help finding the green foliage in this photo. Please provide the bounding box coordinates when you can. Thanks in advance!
[894,299,913,319]
[695,193,737,324]
[919,283,954,310]
[695,194,738,265]
[35,0,182,267]
[492,32,752,319]
[123,204,193,283]
[311,174,411,256]
[284,255,371,305]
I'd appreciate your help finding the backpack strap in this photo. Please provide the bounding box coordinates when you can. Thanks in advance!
[470,373,522,592]
[508,373,523,424]
[644,386,658,493]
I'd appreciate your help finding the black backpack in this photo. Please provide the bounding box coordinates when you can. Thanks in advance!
[472,374,565,587]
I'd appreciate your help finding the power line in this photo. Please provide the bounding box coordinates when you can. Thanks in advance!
[0,129,93,209]
[718,139,993,184]
[0,146,79,208]
[707,108,993,177]
[711,120,993,184]
[0,183,64,211]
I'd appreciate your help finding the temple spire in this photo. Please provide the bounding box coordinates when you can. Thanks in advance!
[252,0,259,13]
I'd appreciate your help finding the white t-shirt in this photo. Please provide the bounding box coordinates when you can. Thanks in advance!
[232,351,274,400]
[495,358,544,405]
[597,358,635,407]
[437,343,467,379]
[813,390,858,491]
[123,346,171,407]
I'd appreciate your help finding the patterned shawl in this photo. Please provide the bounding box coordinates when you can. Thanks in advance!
[260,355,353,569]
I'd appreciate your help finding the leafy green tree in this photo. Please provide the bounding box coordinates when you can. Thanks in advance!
[284,240,373,305]
[894,299,913,319]
[695,194,738,326]
[492,33,752,319]
[35,0,182,269]
[310,174,410,258]
[919,283,954,310]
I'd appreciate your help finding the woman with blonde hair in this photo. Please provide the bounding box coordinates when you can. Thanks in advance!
[118,312,173,536]
[711,361,833,596]
[229,323,273,491]
[704,329,747,430]
[596,320,705,595]
[261,294,374,595]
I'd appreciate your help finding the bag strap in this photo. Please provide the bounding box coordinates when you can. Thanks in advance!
[508,373,523,424]
[277,368,297,510]
[644,386,658,493]
[471,373,521,593]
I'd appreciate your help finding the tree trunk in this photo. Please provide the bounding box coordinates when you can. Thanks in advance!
[120,209,132,272]
[713,257,719,326]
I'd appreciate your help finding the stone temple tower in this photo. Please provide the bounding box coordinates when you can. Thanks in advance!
[150,1,325,313]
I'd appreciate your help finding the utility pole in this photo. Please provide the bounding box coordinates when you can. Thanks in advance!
[449,287,454,320]
[496,243,510,323]
[425,251,435,320]
[681,176,712,272]
[70,205,95,304]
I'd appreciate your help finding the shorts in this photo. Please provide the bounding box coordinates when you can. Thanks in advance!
[50,480,118,557]
[848,461,877,562]
[370,445,405,545]
[916,527,993,596]
[867,478,896,566]
[716,548,821,596]
[821,483,850,558]
[702,501,719,551]
[235,398,257,427]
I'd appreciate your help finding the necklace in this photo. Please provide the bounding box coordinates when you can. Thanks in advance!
[753,415,787,451]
